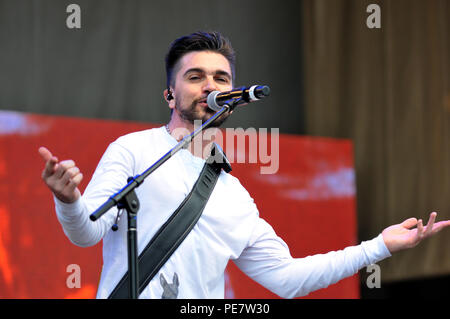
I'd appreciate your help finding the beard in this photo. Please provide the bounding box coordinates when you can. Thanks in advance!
[176,98,230,128]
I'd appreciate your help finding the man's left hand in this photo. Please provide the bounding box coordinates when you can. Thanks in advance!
[382,212,450,253]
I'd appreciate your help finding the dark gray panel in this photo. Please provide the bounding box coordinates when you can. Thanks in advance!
[0,0,304,134]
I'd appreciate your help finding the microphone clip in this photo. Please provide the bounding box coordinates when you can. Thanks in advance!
[222,97,243,111]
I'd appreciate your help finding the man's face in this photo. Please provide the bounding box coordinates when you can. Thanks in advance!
[168,51,233,127]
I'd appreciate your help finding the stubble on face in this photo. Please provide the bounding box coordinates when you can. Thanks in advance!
[175,97,230,128]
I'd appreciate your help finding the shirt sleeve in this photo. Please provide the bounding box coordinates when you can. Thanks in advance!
[54,141,135,247]
[233,218,391,298]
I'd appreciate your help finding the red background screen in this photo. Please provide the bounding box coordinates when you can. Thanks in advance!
[0,111,359,298]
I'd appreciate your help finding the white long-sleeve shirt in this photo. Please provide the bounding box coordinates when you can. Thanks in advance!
[54,126,391,299]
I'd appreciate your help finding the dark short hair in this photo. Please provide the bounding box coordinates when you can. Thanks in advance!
[165,31,236,88]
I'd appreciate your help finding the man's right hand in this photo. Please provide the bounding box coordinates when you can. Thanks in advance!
[38,146,83,203]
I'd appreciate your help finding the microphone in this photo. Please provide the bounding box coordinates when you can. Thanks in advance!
[207,85,270,111]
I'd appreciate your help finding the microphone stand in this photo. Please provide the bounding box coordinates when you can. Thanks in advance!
[89,99,239,299]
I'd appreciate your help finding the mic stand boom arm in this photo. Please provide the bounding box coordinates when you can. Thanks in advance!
[89,99,237,299]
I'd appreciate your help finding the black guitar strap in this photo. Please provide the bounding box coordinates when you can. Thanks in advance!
[108,143,231,299]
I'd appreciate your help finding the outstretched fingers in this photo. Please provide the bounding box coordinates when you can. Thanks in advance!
[383,212,450,253]
[422,212,437,237]
[428,215,450,236]
[415,212,450,242]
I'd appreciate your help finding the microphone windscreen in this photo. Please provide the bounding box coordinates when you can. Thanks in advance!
[207,91,222,111]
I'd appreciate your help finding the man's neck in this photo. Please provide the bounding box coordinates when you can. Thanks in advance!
[166,120,221,160]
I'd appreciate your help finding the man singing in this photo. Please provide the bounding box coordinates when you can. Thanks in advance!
[39,31,450,299]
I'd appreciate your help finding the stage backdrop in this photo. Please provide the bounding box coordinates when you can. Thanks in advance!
[0,110,358,298]
[302,0,450,282]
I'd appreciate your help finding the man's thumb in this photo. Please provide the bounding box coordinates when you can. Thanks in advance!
[38,146,53,162]
[401,217,418,229]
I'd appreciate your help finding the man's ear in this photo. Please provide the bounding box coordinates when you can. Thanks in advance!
[164,88,173,100]
[163,88,176,109]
